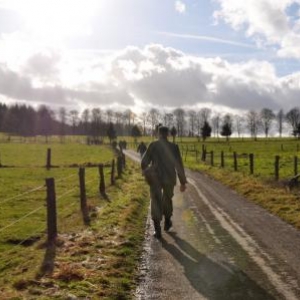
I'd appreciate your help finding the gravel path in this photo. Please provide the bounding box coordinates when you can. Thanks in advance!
[125,150,300,300]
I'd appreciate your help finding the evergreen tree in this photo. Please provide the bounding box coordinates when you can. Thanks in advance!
[201,121,212,141]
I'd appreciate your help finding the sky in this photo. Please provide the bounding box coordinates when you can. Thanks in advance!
[1,0,300,116]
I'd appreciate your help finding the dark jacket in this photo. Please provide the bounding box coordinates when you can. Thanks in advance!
[141,139,187,185]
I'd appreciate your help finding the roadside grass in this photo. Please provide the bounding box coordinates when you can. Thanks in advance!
[0,142,150,299]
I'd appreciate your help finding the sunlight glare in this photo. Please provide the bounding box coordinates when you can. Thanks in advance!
[12,0,102,40]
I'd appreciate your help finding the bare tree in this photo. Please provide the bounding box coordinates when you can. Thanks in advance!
[260,108,275,138]
[91,108,102,141]
[123,109,132,135]
[234,114,244,138]
[81,108,90,136]
[58,107,67,142]
[188,110,197,136]
[246,110,261,140]
[285,107,300,137]
[37,105,54,143]
[69,109,79,135]
[148,108,160,136]
[276,109,284,138]
[173,108,186,137]
[211,113,221,139]
[164,113,174,129]
[105,109,113,123]
[141,112,148,136]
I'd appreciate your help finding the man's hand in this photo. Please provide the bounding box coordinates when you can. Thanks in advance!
[180,184,186,192]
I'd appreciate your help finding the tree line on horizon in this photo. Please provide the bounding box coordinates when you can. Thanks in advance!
[0,102,300,142]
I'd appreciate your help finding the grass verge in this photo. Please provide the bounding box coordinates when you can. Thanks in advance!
[0,160,149,299]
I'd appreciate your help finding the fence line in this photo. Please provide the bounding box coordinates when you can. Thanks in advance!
[1,157,124,242]
[192,146,299,181]
[54,172,78,184]
[0,184,45,206]
[56,186,78,200]
[0,206,44,233]
[59,201,78,219]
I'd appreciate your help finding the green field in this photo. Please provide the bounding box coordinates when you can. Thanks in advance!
[1,136,300,298]
[0,141,149,299]
[174,137,300,229]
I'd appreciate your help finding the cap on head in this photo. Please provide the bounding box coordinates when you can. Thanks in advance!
[158,126,169,137]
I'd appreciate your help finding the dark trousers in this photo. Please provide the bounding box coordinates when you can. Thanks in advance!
[150,183,174,222]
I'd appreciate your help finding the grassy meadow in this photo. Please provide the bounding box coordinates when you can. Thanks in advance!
[0,140,149,299]
[1,135,300,298]
[174,137,300,229]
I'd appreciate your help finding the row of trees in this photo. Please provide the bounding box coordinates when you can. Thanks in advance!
[1,102,300,141]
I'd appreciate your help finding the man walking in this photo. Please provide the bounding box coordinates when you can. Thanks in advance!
[141,126,187,239]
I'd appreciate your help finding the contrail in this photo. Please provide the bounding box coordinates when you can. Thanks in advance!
[157,31,256,49]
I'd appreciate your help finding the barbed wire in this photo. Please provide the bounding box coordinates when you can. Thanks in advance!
[0,205,44,233]
[59,201,78,220]
[0,184,45,206]
[54,172,78,184]
[56,186,78,200]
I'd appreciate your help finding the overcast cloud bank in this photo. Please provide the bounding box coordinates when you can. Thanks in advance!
[0,44,300,114]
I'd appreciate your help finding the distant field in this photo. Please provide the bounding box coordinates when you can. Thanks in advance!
[0,142,114,241]
[128,136,300,180]
[178,137,300,181]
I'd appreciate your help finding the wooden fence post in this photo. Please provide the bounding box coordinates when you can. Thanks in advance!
[98,164,106,196]
[117,156,123,178]
[275,155,280,181]
[46,148,51,170]
[111,159,116,185]
[185,148,188,162]
[202,145,206,162]
[249,153,254,175]
[294,156,298,176]
[221,151,224,168]
[45,178,57,243]
[233,152,238,171]
[210,151,214,166]
[79,167,89,225]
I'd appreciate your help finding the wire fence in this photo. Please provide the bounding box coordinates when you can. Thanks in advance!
[181,143,300,184]
[0,156,123,252]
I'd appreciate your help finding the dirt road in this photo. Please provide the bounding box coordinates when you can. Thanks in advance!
[125,150,300,300]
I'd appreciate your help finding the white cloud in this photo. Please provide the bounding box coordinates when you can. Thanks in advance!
[175,1,186,14]
[1,44,300,113]
[213,0,300,58]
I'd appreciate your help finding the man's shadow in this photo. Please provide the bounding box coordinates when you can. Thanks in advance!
[162,232,275,300]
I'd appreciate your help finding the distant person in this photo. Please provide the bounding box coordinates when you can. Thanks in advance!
[137,141,147,157]
[141,126,187,239]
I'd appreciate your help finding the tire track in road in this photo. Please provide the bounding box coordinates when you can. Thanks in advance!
[188,177,299,300]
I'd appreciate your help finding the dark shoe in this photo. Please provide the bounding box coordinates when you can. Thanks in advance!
[153,221,162,239]
[153,230,162,239]
[164,218,172,231]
